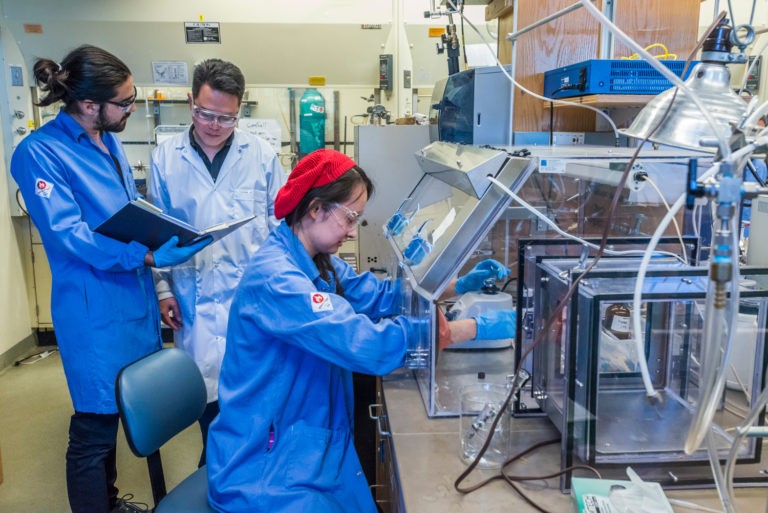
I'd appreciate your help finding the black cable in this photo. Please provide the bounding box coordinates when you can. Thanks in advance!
[456,437,601,513]
[546,84,583,145]
[501,276,516,292]
[549,100,554,146]
[16,188,29,216]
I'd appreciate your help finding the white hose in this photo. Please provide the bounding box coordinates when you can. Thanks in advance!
[630,162,721,399]
[578,0,732,159]
[630,194,686,399]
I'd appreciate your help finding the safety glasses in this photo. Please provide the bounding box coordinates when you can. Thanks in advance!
[191,103,239,128]
[331,203,362,228]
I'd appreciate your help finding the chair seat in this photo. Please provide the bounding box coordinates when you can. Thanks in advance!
[155,466,217,513]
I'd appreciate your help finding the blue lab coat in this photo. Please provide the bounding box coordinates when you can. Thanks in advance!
[207,222,420,513]
[148,128,285,402]
[10,111,161,413]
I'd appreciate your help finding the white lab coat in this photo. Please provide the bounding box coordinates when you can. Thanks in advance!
[148,128,285,402]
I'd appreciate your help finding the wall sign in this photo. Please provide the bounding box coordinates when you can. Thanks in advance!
[151,61,189,85]
[184,22,221,44]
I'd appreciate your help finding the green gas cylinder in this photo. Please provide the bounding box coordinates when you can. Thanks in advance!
[299,88,326,156]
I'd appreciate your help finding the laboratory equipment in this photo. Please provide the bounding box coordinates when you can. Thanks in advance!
[428,65,513,145]
[530,256,768,490]
[543,59,697,98]
[386,142,536,411]
[621,18,750,151]
[388,142,712,417]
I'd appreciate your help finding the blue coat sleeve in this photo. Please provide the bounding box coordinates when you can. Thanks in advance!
[244,267,411,376]
[332,256,402,320]
[12,138,149,272]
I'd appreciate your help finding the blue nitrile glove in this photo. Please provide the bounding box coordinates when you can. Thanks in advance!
[152,235,213,268]
[474,310,516,340]
[455,259,510,294]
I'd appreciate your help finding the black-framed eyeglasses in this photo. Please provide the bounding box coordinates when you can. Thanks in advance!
[104,85,137,113]
[191,103,240,128]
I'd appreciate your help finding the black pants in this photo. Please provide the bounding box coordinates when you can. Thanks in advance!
[197,400,220,467]
[66,412,120,513]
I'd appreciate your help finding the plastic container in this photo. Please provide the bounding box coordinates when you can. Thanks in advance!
[459,382,510,468]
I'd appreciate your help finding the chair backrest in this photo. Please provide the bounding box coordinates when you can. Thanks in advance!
[116,348,207,457]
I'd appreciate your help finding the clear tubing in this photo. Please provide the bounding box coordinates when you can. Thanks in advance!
[723,367,768,505]
[449,0,620,139]
[631,163,721,398]
[578,0,731,158]
[706,431,737,513]
[684,212,741,456]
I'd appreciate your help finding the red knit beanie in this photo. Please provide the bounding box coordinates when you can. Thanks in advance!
[274,149,357,219]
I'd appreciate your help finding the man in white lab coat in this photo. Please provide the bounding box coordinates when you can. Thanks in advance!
[147,59,285,466]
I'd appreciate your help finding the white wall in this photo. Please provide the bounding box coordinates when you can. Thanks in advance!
[0,2,33,357]
[699,0,768,29]
[0,0,493,356]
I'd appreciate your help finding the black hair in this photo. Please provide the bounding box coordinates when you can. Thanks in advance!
[192,59,245,103]
[285,166,374,295]
[33,44,131,114]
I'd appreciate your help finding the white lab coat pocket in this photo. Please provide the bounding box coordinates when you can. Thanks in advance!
[232,188,267,218]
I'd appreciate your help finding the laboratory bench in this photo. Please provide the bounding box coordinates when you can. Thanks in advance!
[375,368,768,513]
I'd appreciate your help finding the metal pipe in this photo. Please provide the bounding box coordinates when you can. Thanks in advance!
[288,88,297,160]
[505,1,584,41]
[333,90,340,151]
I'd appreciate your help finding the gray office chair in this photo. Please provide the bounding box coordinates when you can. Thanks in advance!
[116,348,217,513]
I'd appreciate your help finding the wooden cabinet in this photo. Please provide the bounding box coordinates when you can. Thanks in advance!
[488,0,702,132]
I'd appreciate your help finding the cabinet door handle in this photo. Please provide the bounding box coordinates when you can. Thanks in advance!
[368,403,391,437]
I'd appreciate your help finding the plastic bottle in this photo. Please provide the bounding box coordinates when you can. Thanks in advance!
[603,303,631,339]
[299,88,326,156]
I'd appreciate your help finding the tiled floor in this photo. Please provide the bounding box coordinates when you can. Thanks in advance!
[0,348,200,513]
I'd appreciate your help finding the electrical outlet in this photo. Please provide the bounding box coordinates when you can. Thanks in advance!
[9,65,23,87]
[552,132,585,146]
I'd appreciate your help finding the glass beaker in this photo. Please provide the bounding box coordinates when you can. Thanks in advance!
[459,383,510,469]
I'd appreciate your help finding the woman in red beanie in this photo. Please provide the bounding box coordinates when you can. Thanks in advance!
[206,149,514,513]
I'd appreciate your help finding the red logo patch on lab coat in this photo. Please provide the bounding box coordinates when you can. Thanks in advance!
[34,178,54,198]
[310,292,333,313]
